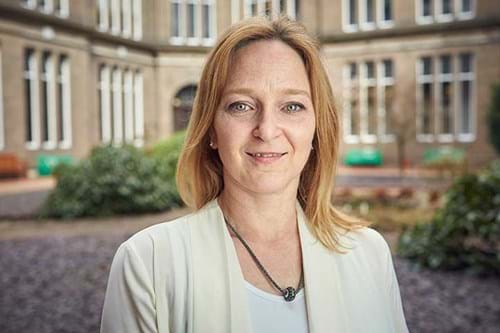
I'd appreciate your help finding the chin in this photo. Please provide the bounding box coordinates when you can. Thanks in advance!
[243,178,299,196]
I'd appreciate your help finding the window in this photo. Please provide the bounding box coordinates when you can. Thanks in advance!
[98,0,110,31]
[343,63,360,143]
[242,0,297,20]
[123,70,134,142]
[57,55,71,148]
[24,49,40,148]
[187,0,197,42]
[98,65,112,143]
[24,49,70,150]
[416,53,475,142]
[437,55,453,140]
[361,0,375,29]
[416,0,475,24]
[379,59,394,140]
[133,71,144,146]
[343,0,393,32]
[170,0,216,46]
[121,0,133,38]
[54,0,69,17]
[436,0,453,22]
[99,65,144,146]
[112,67,123,143]
[170,0,182,41]
[202,0,215,44]
[457,53,474,141]
[457,0,474,19]
[343,59,395,144]
[23,0,69,17]
[379,0,392,25]
[417,57,434,140]
[361,61,377,142]
[132,0,143,40]
[111,0,121,34]
[97,0,142,39]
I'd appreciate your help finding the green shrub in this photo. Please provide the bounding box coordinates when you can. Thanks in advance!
[39,143,182,219]
[398,160,500,275]
[148,131,186,180]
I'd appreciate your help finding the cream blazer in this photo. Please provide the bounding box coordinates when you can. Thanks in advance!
[100,200,409,333]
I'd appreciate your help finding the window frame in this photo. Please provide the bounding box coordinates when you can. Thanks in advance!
[343,63,361,144]
[99,65,112,144]
[377,59,395,142]
[24,49,41,150]
[57,55,72,149]
[456,52,475,142]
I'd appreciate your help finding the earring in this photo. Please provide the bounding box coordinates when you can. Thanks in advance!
[209,141,216,149]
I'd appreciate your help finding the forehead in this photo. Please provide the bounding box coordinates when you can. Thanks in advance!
[223,39,310,93]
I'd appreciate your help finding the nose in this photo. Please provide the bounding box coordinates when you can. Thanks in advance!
[252,107,282,141]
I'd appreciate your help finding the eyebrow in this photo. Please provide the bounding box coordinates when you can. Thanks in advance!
[223,88,311,98]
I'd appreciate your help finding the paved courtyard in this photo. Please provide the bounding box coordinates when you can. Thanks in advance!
[0,210,499,333]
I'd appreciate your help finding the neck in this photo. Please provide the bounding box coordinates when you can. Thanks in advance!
[218,186,299,243]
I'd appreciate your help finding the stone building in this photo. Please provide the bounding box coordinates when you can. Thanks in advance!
[0,0,498,168]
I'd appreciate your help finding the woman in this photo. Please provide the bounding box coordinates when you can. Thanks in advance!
[101,16,409,333]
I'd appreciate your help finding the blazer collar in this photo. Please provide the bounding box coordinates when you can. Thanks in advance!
[190,199,348,333]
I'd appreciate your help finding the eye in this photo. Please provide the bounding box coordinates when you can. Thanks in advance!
[284,103,305,113]
[228,102,252,113]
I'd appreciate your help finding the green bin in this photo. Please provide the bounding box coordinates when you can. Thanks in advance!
[37,155,74,176]
[344,148,383,166]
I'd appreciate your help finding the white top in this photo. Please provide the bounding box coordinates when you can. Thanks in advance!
[100,199,409,333]
[246,282,309,333]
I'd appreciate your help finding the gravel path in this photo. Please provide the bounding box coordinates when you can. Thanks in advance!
[0,231,499,333]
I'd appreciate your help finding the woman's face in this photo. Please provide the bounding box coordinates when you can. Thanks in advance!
[212,39,316,196]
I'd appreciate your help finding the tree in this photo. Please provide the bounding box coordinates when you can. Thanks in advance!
[388,84,416,176]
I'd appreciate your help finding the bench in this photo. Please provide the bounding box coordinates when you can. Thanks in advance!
[0,153,28,179]
[422,146,467,177]
[344,148,383,166]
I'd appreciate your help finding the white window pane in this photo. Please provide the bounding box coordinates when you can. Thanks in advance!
[99,66,111,143]
[422,0,432,17]
[383,0,392,21]
[171,2,181,37]
[187,2,196,38]
[132,0,142,39]
[349,0,357,25]
[365,0,374,23]
[441,0,452,15]
[422,82,433,134]
[134,71,144,145]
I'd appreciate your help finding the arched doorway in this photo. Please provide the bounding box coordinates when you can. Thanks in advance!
[173,84,197,131]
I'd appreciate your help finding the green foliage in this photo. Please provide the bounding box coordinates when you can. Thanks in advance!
[39,138,185,219]
[148,131,186,181]
[398,160,500,275]
[488,83,500,154]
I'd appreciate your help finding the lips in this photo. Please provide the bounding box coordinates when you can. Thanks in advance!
[246,152,287,157]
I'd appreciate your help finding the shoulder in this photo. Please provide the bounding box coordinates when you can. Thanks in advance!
[117,200,220,264]
[336,226,392,270]
[344,226,391,255]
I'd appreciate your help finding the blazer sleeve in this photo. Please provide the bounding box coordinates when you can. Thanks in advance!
[381,238,410,333]
[100,242,160,333]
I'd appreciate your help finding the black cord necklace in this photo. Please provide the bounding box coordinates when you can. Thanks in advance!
[224,216,303,302]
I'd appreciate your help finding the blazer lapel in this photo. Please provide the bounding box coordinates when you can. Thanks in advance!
[297,203,351,333]
[190,200,252,333]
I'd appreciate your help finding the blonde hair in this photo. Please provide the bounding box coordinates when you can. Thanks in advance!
[176,16,370,252]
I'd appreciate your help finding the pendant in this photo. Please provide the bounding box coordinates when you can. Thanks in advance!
[283,286,297,302]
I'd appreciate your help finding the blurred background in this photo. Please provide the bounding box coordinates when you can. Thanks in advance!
[0,0,499,332]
